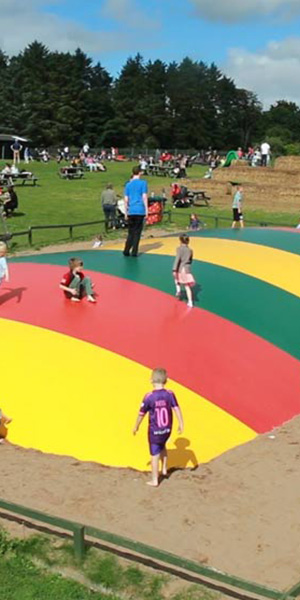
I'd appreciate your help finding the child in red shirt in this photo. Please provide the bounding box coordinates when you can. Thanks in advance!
[60,257,96,303]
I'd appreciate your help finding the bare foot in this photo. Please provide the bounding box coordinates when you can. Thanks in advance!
[162,470,168,477]
[146,481,159,487]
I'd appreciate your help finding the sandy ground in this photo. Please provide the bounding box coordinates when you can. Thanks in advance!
[0,416,300,592]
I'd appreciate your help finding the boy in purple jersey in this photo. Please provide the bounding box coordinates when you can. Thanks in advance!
[133,368,184,487]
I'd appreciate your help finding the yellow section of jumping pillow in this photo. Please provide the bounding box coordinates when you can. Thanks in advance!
[1,318,256,470]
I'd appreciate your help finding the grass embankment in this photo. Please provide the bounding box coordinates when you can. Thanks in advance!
[0,529,219,600]
[1,160,298,252]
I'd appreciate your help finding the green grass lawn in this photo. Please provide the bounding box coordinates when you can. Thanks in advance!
[1,160,187,250]
[0,555,112,600]
[0,530,219,600]
[1,160,298,252]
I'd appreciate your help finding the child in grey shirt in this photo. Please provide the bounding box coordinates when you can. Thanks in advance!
[173,235,195,307]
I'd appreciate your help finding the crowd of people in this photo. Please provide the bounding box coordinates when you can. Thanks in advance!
[57,144,108,172]
[236,142,271,167]
[137,152,189,178]
[7,138,274,173]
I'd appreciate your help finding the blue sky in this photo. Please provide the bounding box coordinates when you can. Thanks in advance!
[3,0,300,106]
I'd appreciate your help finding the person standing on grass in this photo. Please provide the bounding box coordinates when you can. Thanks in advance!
[101,183,118,231]
[133,368,184,487]
[123,166,148,257]
[10,139,22,164]
[232,185,244,229]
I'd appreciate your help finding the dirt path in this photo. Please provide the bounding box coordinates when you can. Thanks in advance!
[0,416,300,591]
[8,228,174,258]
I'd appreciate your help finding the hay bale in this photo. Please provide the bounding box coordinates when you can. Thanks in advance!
[186,157,300,214]
[274,156,300,171]
[230,160,249,169]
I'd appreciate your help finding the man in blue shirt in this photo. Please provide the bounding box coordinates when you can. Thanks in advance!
[123,166,148,257]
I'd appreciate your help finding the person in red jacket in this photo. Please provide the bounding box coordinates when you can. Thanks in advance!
[60,257,96,303]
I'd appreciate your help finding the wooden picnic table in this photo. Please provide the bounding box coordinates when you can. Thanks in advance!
[0,172,38,187]
[187,189,211,207]
[58,167,84,180]
[147,164,175,177]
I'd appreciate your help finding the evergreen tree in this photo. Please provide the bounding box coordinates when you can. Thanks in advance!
[9,42,53,145]
[48,49,90,147]
[107,54,149,146]
[86,63,114,147]
[0,43,292,150]
[0,51,12,131]
[166,58,215,149]
[263,101,300,142]
[144,60,170,148]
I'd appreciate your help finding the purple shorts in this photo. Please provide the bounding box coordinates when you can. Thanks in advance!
[150,442,166,456]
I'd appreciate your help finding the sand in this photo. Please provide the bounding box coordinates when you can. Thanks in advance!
[0,416,300,592]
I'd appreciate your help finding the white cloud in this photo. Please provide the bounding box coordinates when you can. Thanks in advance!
[224,38,300,107]
[190,0,300,23]
[0,0,138,56]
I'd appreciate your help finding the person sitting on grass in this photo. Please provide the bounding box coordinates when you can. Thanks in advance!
[2,186,18,218]
[60,257,96,303]
[11,164,19,176]
[1,163,12,176]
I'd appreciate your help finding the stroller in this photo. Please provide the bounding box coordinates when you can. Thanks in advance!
[115,198,128,228]
[116,195,165,227]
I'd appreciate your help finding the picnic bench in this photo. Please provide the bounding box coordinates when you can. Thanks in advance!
[187,189,211,207]
[147,164,175,177]
[58,167,84,180]
[0,172,38,187]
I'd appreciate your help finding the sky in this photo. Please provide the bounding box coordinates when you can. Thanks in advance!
[2,0,300,107]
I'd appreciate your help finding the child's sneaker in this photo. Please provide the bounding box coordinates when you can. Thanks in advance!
[187,301,193,308]
[87,295,96,303]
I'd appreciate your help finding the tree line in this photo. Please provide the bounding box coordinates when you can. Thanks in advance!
[1,41,300,153]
